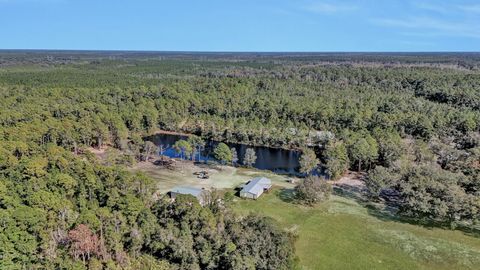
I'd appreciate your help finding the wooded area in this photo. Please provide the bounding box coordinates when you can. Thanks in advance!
[0,51,479,269]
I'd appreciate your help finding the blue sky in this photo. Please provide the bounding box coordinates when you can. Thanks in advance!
[0,0,479,51]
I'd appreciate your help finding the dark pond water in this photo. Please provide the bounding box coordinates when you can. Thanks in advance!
[146,133,301,174]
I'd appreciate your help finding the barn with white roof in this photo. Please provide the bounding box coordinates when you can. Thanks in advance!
[240,177,272,199]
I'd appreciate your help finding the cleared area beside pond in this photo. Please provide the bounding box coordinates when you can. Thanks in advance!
[130,159,296,193]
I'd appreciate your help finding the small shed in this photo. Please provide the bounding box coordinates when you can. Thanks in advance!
[169,186,207,205]
[240,177,272,199]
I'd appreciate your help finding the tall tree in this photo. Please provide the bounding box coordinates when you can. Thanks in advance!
[68,224,101,264]
[173,140,192,160]
[187,135,205,161]
[243,148,257,167]
[299,148,319,175]
[324,141,349,180]
[231,147,239,166]
[373,128,403,167]
[213,143,232,164]
[142,141,158,162]
[346,133,378,171]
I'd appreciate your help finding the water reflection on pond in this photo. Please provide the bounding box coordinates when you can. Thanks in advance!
[146,133,300,174]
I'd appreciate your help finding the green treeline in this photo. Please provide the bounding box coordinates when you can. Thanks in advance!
[0,142,295,269]
[0,54,479,268]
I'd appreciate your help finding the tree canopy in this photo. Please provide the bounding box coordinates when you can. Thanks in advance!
[1,52,480,267]
[213,143,232,164]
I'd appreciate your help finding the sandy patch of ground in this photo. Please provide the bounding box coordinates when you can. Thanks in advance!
[131,158,296,193]
[328,171,367,201]
[331,171,366,189]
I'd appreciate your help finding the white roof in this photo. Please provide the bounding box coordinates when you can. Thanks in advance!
[242,177,271,195]
[171,186,205,198]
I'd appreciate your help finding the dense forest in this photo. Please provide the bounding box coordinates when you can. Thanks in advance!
[0,51,479,269]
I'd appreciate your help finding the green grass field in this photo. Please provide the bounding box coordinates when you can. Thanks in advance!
[134,162,480,270]
[232,189,480,270]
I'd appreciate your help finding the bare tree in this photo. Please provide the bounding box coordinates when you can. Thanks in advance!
[142,141,158,161]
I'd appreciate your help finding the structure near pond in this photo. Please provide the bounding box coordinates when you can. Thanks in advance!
[169,186,207,205]
[240,177,272,199]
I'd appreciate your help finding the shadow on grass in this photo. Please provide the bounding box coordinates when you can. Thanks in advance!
[276,188,296,203]
[367,206,480,238]
[333,184,368,203]
[333,183,480,238]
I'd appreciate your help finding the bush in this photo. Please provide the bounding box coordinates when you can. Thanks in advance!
[294,176,332,205]
[365,166,398,199]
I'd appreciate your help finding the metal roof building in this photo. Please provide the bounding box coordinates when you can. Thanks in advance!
[240,177,272,199]
[169,186,207,205]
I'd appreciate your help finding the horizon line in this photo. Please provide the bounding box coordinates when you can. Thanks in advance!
[1,49,480,54]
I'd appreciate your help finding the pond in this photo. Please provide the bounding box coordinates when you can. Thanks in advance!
[146,133,301,174]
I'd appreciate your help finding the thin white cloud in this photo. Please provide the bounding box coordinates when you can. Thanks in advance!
[304,2,358,14]
[414,1,480,14]
[372,16,480,39]
[413,2,450,14]
[457,4,480,13]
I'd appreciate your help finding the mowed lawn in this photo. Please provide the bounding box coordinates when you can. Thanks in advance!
[232,189,480,270]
